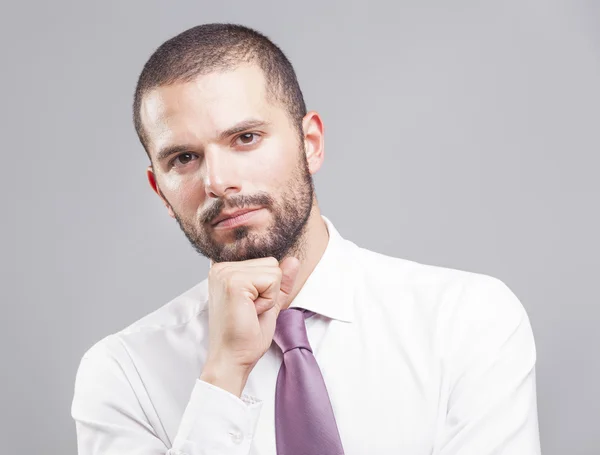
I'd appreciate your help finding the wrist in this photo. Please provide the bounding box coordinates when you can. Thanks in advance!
[200,357,252,398]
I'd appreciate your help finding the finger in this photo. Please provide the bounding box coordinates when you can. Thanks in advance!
[236,258,280,269]
[258,304,279,342]
[243,269,283,314]
[254,296,275,315]
[237,256,279,266]
[243,265,290,315]
[258,258,301,343]
[213,257,279,269]
[249,267,284,300]
[277,256,301,310]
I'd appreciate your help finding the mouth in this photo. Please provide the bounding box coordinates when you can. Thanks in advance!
[211,208,264,228]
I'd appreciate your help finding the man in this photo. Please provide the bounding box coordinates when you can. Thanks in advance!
[71,23,541,455]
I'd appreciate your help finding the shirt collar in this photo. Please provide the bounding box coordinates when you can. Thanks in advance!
[288,215,354,323]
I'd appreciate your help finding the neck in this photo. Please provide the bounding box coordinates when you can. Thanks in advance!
[282,201,329,307]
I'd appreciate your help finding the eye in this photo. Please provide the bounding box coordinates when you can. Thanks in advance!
[170,153,198,168]
[235,132,260,146]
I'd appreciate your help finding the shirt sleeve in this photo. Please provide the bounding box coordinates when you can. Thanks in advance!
[71,340,262,455]
[433,275,541,455]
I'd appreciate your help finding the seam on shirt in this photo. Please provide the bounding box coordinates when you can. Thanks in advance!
[433,275,470,447]
[119,301,209,337]
[115,335,173,447]
[435,275,470,378]
[79,338,168,448]
[439,275,528,408]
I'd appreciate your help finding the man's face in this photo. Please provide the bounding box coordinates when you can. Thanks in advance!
[140,64,315,263]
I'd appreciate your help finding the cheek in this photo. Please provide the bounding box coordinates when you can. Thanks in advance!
[160,175,205,209]
[258,138,300,181]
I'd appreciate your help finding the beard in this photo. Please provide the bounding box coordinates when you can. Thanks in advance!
[168,150,315,263]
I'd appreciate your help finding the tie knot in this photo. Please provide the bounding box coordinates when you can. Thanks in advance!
[273,308,313,354]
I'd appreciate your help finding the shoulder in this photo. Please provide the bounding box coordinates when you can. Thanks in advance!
[78,278,210,363]
[346,239,527,330]
[345,238,498,297]
[120,278,210,334]
[348,241,533,364]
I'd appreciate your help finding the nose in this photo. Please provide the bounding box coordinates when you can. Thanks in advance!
[203,147,241,199]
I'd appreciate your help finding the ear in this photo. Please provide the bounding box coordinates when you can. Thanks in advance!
[147,166,175,218]
[301,111,325,175]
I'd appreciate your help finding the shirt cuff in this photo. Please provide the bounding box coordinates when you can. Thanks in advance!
[171,379,262,455]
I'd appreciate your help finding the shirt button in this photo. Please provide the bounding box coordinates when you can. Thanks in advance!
[230,430,244,444]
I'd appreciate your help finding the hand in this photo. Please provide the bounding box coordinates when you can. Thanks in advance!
[200,256,301,396]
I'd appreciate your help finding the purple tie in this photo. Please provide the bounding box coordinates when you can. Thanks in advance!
[273,308,344,455]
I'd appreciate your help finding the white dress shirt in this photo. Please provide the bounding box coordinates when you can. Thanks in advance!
[71,215,541,455]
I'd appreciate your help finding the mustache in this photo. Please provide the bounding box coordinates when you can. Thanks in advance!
[201,192,275,225]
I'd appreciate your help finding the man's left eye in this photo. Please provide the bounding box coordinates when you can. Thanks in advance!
[236,133,259,145]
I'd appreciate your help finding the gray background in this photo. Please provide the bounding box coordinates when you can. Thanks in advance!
[1,1,598,454]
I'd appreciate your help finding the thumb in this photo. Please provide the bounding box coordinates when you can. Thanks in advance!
[257,256,301,340]
[277,256,301,311]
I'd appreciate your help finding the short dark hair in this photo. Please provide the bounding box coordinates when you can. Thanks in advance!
[132,23,307,157]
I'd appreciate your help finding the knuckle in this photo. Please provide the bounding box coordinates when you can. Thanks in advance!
[209,262,226,276]
[212,263,234,280]
[265,256,279,266]
[225,272,245,292]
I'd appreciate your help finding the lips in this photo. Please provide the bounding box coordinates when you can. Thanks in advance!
[211,208,261,227]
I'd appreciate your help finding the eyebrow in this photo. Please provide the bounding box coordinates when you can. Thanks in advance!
[217,119,270,142]
[154,119,271,163]
[155,144,195,163]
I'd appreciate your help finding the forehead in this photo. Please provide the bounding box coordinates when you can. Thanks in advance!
[140,64,279,153]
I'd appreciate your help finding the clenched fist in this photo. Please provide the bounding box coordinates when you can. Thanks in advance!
[200,256,301,397]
